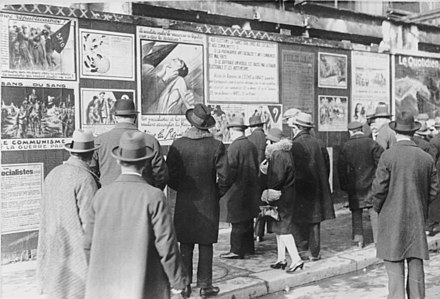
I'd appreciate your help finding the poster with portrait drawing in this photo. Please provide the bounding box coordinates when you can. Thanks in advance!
[318,52,347,89]
[0,12,76,80]
[81,88,135,136]
[79,29,135,80]
[1,79,77,151]
[318,95,348,131]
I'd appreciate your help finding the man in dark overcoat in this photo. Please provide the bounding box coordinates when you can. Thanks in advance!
[84,131,187,299]
[428,119,440,235]
[338,121,384,248]
[220,116,260,259]
[166,104,230,298]
[90,99,168,189]
[286,112,335,261]
[369,111,438,299]
[247,114,268,241]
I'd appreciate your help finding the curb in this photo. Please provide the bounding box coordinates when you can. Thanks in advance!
[210,234,440,299]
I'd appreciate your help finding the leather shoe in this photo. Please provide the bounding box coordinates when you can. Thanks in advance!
[309,255,321,262]
[270,261,287,269]
[181,284,191,298]
[220,252,243,259]
[200,285,220,297]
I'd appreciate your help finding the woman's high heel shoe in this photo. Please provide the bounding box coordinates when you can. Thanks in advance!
[270,261,287,270]
[286,261,304,274]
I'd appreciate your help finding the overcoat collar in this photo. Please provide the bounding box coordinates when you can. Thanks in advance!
[65,156,100,182]
[395,139,418,147]
[114,122,137,130]
[292,130,309,141]
[115,173,148,184]
[183,127,213,139]
[252,127,264,133]
[350,134,368,141]
[231,135,247,144]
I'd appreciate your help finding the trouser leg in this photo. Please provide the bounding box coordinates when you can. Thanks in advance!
[369,208,378,244]
[351,209,364,243]
[384,259,405,299]
[180,243,194,285]
[243,219,255,255]
[197,244,213,288]
[231,220,254,256]
[309,223,321,258]
[406,258,425,299]
[275,235,286,262]
[291,222,308,252]
[280,234,301,264]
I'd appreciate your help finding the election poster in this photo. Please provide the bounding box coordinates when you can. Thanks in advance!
[318,95,348,132]
[81,88,135,136]
[208,36,279,103]
[351,51,390,124]
[1,163,43,234]
[80,29,135,80]
[208,104,282,143]
[0,12,76,80]
[318,52,347,89]
[1,79,77,151]
[394,54,440,117]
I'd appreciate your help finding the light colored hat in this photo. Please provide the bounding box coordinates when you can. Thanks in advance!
[111,131,154,162]
[64,129,100,153]
[248,115,265,127]
[416,113,429,121]
[227,116,248,130]
[415,122,431,136]
[367,102,392,119]
[266,128,284,142]
[283,108,301,120]
[347,121,363,131]
[293,112,314,128]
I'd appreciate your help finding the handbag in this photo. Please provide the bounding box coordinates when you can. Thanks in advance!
[259,205,280,221]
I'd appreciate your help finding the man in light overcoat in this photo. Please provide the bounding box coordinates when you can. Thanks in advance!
[220,116,260,259]
[370,111,439,299]
[37,129,99,299]
[166,104,230,298]
[84,131,187,299]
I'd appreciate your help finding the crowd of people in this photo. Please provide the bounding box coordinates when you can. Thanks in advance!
[36,99,440,299]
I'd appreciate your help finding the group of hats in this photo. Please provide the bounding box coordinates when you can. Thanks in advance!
[64,98,154,161]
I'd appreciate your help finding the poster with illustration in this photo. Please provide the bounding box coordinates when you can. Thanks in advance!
[0,12,76,80]
[208,104,282,143]
[80,29,135,80]
[394,54,440,118]
[81,88,135,136]
[318,52,347,89]
[1,79,77,151]
[318,95,348,132]
[137,26,205,116]
[351,51,390,123]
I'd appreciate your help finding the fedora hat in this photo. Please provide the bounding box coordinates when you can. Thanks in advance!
[227,116,248,130]
[111,131,154,162]
[367,103,392,119]
[294,112,314,128]
[283,108,301,120]
[64,129,100,153]
[266,128,284,142]
[415,122,431,136]
[185,104,216,130]
[248,115,265,127]
[114,99,138,116]
[389,110,421,133]
[347,121,363,131]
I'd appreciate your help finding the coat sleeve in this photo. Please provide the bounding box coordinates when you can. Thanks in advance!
[320,142,331,178]
[337,146,348,191]
[76,174,98,230]
[216,142,230,197]
[371,155,390,213]
[372,141,385,165]
[89,141,101,178]
[227,143,239,182]
[83,191,99,265]
[267,151,287,190]
[166,144,182,191]
[149,136,168,190]
[150,194,188,290]
[429,163,439,204]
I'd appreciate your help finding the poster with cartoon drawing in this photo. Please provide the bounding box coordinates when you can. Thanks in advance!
[79,29,135,80]
[0,12,76,80]
[318,52,347,89]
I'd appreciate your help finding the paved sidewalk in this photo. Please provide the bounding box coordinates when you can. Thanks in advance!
[2,208,440,299]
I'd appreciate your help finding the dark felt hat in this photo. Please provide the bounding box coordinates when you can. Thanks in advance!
[248,115,265,127]
[111,131,154,162]
[227,116,248,130]
[347,121,363,131]
[114,99,138,116]
[389,111,421,133]
[185,104,216,130]
[266,128,284,142]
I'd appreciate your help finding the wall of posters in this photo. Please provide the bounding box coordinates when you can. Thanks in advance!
[209,104,282,143]
[394,54,440,117]
[280,48,315,114]
[208,36,279,103]
[1,79,77,151]
[0,12,76,80]
[1,163,43,234]
[81,88,135,136]
[79,29,135,80]
[318,52,347,89]
[351,51,390,124]
[318,95,348,132]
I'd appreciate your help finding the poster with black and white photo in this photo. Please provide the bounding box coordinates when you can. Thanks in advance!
[318,95,348,132]
[1,79,77,151]
[0,12,76,80]
[318,52,347,89]
[80,29,135,80]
